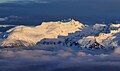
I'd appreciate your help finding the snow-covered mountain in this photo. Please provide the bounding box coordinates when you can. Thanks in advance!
[0,19,120,50]
[0,19,84,47]
[78,24,120,49]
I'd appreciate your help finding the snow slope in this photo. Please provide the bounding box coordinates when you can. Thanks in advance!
[1,19,120,50]
[0,19,84,47]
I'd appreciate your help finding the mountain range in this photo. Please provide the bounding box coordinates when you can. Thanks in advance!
[0,19,120,51]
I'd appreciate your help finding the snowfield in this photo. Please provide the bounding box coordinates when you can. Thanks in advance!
[1,19,120,50]
[0,20,120,71]
[0,19,84,47]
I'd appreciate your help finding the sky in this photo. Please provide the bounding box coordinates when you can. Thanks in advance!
[0,0,120,3]
[0,0,119,15]
[0,0,120,25]
[0,0,50,3]
[0,0,16,3]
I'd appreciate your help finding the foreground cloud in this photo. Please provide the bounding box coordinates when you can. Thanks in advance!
[0,48,120,71]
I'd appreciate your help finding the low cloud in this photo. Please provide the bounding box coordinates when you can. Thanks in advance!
[0,47,120,71]
[114,47,120,55]
[0,17,8,21]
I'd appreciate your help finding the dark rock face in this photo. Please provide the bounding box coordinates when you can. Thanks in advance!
[89,41,104,49]
[1,40,35,48]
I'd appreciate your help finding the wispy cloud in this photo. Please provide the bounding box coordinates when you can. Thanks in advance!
[0,17,8,21]
[0,0,53,4]
[0,0,75,4]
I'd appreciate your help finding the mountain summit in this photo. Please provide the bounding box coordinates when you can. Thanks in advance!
[0,20,120,50]
[0,19,84,47]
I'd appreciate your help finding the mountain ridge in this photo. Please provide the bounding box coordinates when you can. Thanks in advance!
[0,19,84,47]
[0,19,120,50]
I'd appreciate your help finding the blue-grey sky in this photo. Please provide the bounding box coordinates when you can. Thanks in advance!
[0,0,49,3]
[0,0,120,25]
[0,0,120,16]
[0,0,119,3]
[0,0,15,3]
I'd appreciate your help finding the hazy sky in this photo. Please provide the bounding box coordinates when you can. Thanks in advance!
[0,0,120,3]
[0,0,120,24]
[0,0,15,3]
[1,0,120,17]
[0,0,46,3]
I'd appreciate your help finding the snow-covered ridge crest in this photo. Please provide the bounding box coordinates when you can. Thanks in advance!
[79,26,120,49]
[0,19,84,47]
[1,19,120,49]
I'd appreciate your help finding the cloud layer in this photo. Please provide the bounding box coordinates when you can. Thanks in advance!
[0,47,120,71]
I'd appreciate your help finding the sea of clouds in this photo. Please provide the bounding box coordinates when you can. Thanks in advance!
[0,47,120,71]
